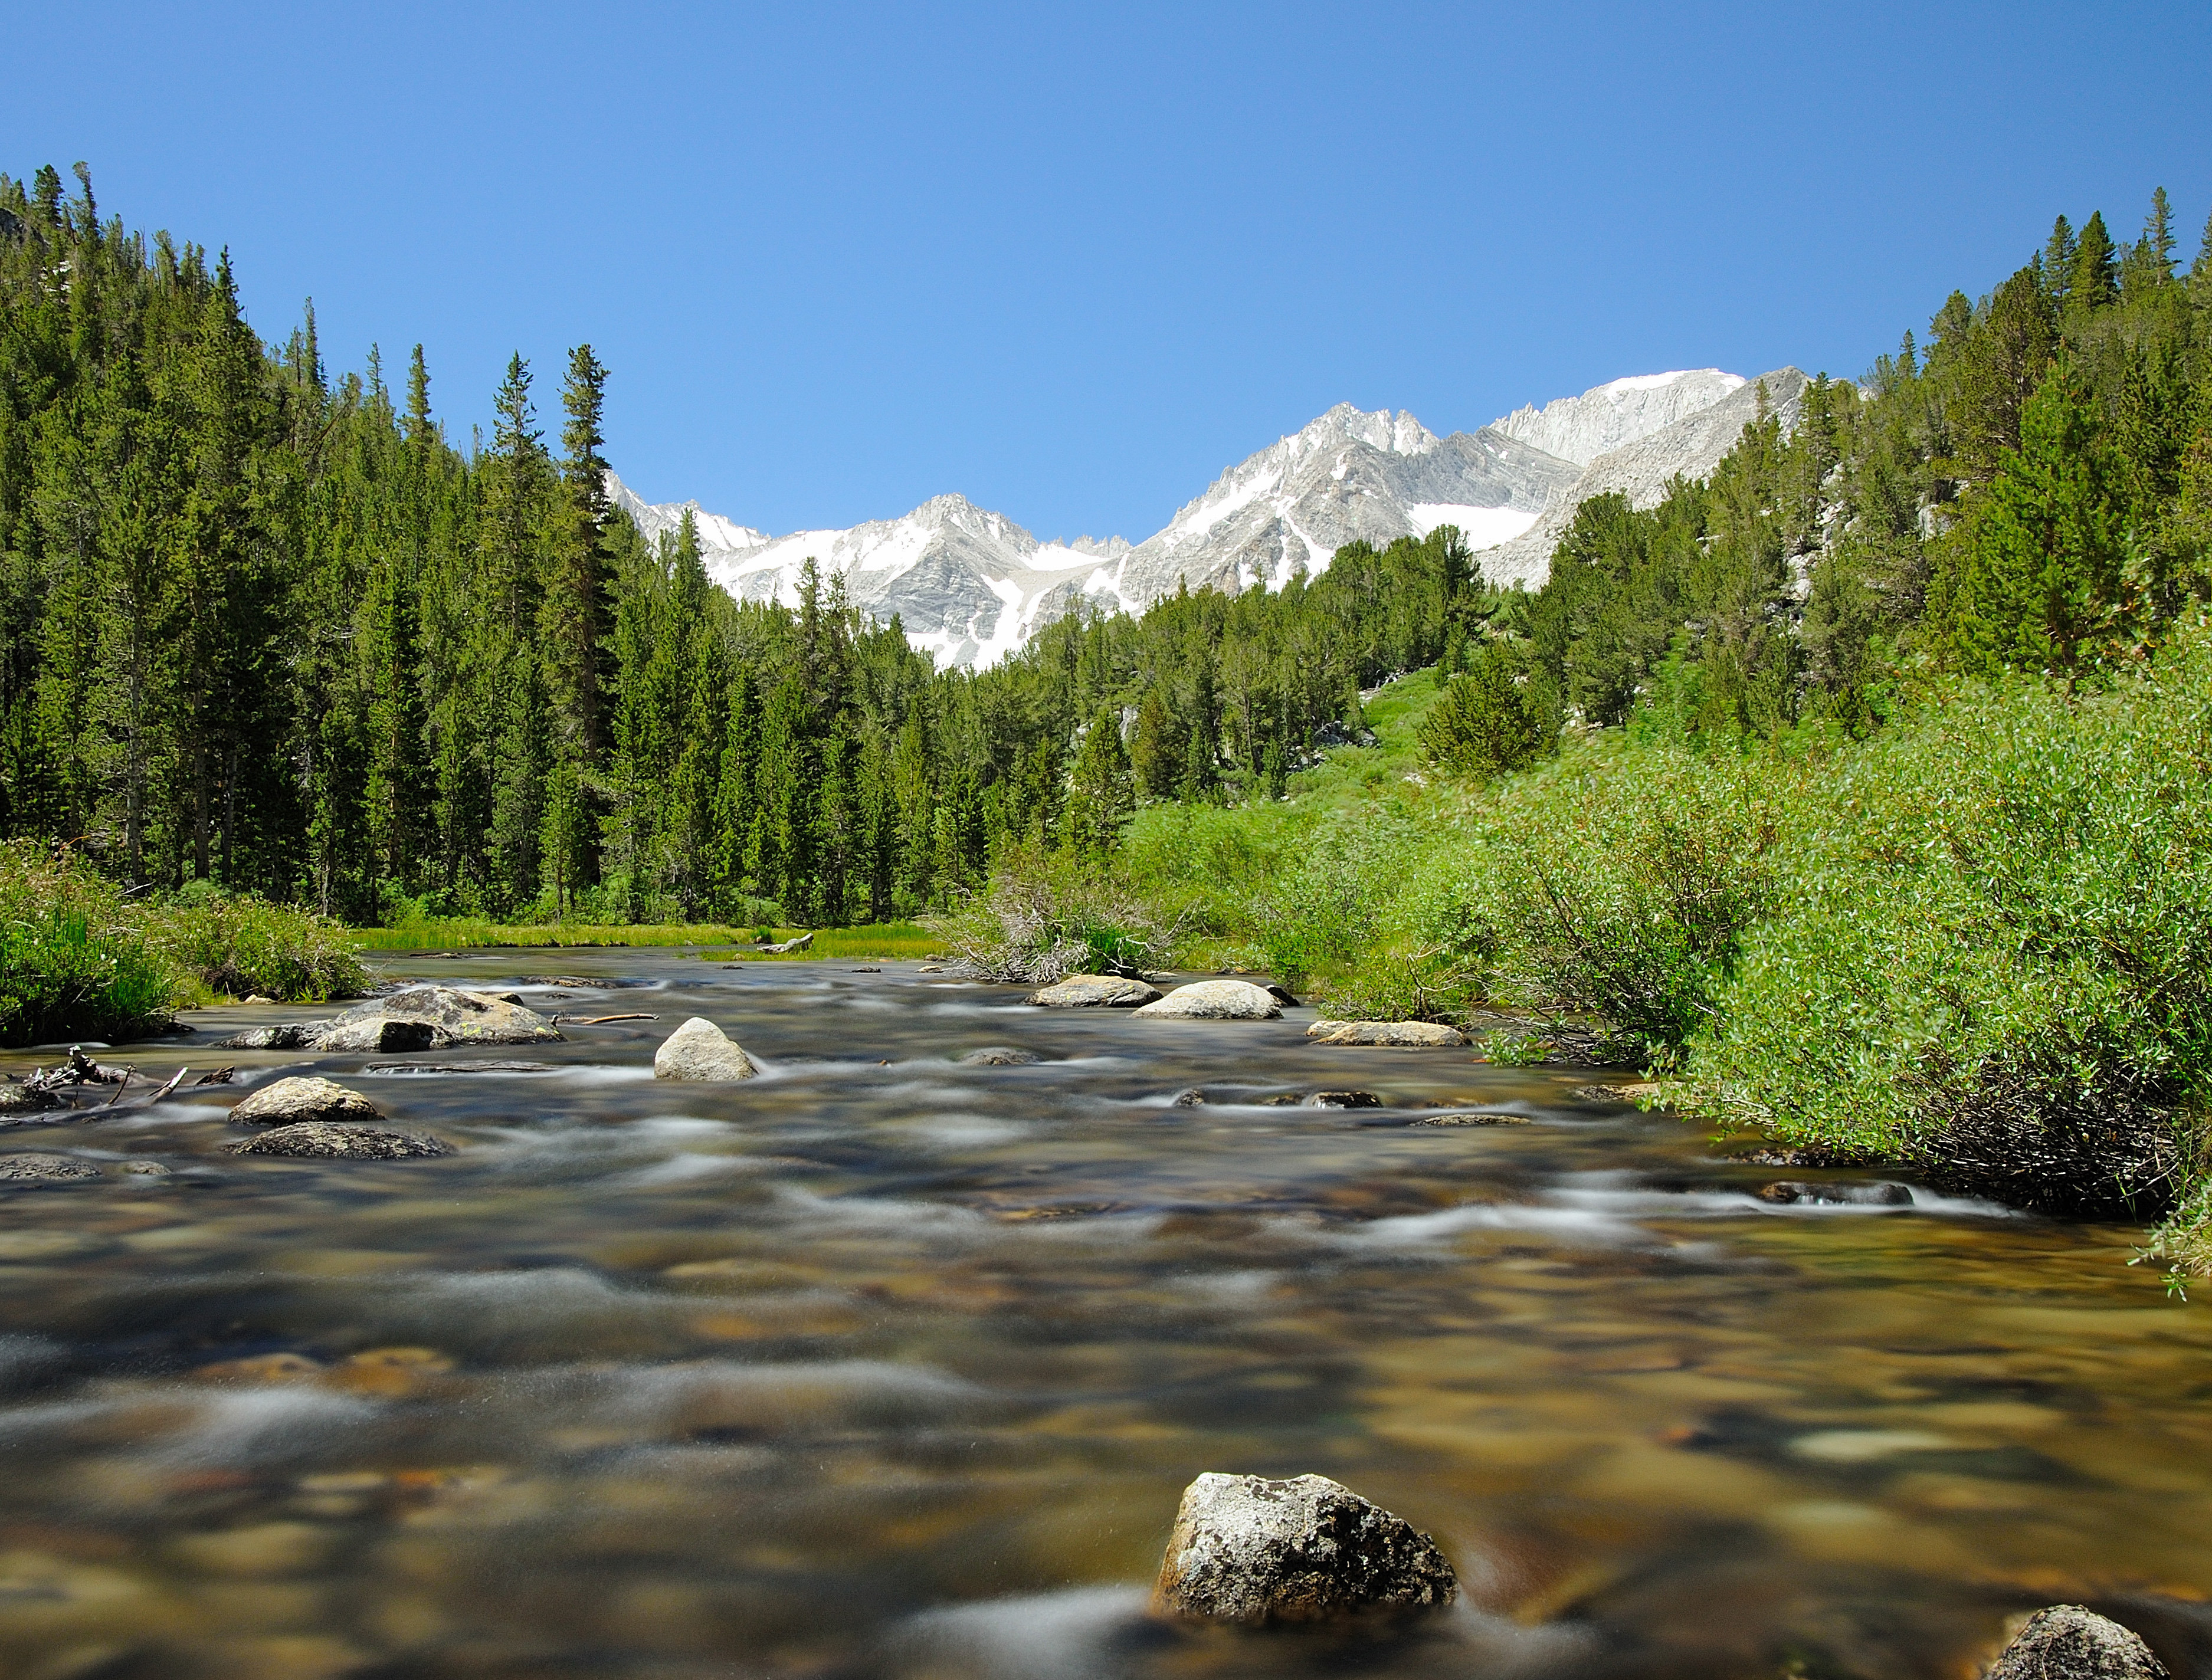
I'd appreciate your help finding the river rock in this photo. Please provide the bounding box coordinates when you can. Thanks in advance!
[1305,1091,1383,1108]
[1306,1020,1469,1047]
[1027,975,1163,1008]
[1133,981,1282,1021]
[653,1017,759,1081]
[316,986,563,1051]
[227,1123,452,1159]
[227,1077,384,1127]
[1986,1606,2168,1680]
[959,1047,1041,1066]
[0,1153,101,1182]
[1152,1472,1457,1624]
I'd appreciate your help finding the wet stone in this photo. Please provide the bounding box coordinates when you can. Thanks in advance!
[1306,1020,1468,1047]
[1758,1180,1913,1206]
[1987,1605,2169,1680]
[1132,981,1282,1021]
[1305,1091,1384,1108]
[1027,975,1162,1008]
[1408,1110,1532,1127]
[227,1123,453,1160]
[227,1077,383,1127]
[1152,1472,1457,1624]
[958,1048,1041,1066]
[0,1153,101,1182]
[653,1017,759,1081]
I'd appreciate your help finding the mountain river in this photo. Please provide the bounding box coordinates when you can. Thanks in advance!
[1,954,2208,1680]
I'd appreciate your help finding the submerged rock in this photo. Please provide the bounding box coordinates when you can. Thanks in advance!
[653,1017,759,1081]
[1306,1020,1468,1047]
[227,1123,452,1160]
[1027,975,1163,1008]
[1410,1111,1532,1127]
[227,1077,384,1127]
[1305,1091,1384,1108]
[0,1079,62,1115]
[959,1047,1041,1066]
[1757,1179,1912,1206]
[1986,1606,2168,1680]
[0,1153,101,1182]
[1133,981,1282,1021]
[1152,1472,1456,1624]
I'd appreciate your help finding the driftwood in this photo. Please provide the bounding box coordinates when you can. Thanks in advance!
[195,1067,235,1084]
[571,1012,657,1025]
[25,1046,130,1096]
[144,1067,189,1105]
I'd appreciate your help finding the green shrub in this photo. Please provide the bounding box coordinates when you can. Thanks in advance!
[927,844,1183,982]
[0,845,176,1045]
[145,891,369,1002]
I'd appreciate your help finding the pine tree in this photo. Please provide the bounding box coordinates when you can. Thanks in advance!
[486,650,549,918]
[1062,704,1133,856]
[1130,688,1178,800]
[2070,211,2118,311]
[545,344,615,765]
[1420,639,1551,779]
[2042,216,2077,307]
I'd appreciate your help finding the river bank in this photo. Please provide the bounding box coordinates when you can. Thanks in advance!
[0,954,2204,1678]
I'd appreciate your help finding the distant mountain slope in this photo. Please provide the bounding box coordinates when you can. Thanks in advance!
[1491,369,1747,465]
[609,367,1786,665]
[1474,368,1810,587]
[1094,403,1578,606]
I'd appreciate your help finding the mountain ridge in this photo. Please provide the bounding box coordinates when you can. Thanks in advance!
[612,366,1798,665]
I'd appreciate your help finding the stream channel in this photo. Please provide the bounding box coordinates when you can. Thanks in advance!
[2,953,2210,1680]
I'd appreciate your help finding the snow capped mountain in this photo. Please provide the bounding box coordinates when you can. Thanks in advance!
[1093,403,1577,608]
[607,474,1130,668]
[611,365,1792,666]
[1491,369,1748,467]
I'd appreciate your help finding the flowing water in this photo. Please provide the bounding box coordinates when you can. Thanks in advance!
[2,955,2210,1680]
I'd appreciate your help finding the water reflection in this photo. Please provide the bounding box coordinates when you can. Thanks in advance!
[0,953,2204,1679]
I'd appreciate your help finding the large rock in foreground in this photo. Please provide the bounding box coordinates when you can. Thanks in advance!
[318,986,563,1051]
[228,1077,384,1127]
[1152,1472,1456,1624]
[1027,975,1162,1008]
[228,1123,451,1160]
[1133,981,1282,1021]
[217,986,563,1052]
[653,1017,759,1081]
[1986,1606,2168,1680]
[1307,1020,1469,1047]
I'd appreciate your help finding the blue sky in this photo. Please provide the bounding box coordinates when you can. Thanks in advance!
[6,2,2206,542]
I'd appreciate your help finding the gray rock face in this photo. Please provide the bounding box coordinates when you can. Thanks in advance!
[1152,1472,1457,1624]
[227,1123,452,1160]
[1027,976,1162,1008]
[228,1077,384,1127]
[653,1017,759,1081]
[1492,369,1749,467]
[1132,981,1282,1021]
[1307,1020,1469,1047]
[1985,1606,2168,1680]
[0,1153,101,1182]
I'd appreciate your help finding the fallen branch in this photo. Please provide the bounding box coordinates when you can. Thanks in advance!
[143,1067,189,1105]
[573,1012,658,1025]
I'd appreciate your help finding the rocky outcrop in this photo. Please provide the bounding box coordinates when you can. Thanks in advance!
[227,1123,452,1160]
[1133,981,1282,1021]
[1027,975,1162,1008]
[0,1153,101,1182]
[217,986,563,1052]
[1985,1606,2168,1680]
[227,1077,384,1127]
[1307,1021,1468,1047]
[653,1017,759,1081]
[1152,1472,1456,1624]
